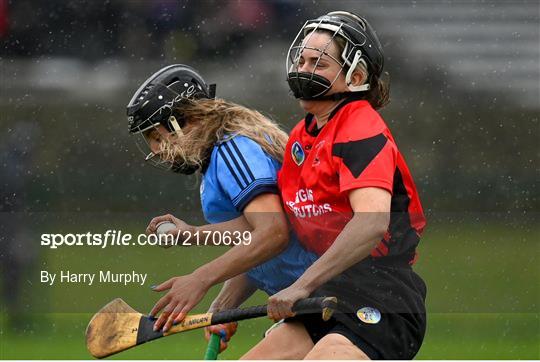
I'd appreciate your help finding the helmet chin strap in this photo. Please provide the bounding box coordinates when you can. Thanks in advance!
[345,50,370,92]
[168,115,184,135]
[306,90,367,101]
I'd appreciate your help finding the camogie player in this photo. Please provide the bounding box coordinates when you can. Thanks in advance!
[126,64,318,349]
[243,11,428,359]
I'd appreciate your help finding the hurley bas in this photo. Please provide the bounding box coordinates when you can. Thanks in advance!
[40,270,147,286]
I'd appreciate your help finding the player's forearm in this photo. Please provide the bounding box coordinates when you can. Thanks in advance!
[193,216,252,235]
[193,214,289,286]
[294,212,389,294]
[208,274,257,312]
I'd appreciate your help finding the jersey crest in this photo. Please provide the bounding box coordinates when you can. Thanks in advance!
[291,141,305,166]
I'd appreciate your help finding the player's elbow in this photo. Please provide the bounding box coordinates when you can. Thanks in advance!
[266,220,290,254]
[372,212,390,241]
[272,222,290,254]
[354,211,389,245]
[254,216,289,257]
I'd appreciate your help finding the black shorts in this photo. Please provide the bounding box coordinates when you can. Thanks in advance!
[287,257,427,360]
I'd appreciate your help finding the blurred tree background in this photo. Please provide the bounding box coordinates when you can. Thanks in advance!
[0,0,538,359]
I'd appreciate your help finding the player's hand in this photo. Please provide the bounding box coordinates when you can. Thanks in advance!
[146,214,195,246]
[149,273,211,332]
[267,284,310,321]
[204,323,238,352]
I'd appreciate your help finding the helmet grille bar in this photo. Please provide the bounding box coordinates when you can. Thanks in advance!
[285,11,383,100]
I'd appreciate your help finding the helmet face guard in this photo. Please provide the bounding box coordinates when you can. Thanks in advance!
[131,119,203,175]
[286,11,384,101]
[126,64,216,174]
[131,126,179,173]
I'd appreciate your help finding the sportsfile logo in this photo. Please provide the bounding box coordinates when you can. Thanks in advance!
[40,230,175,249]
[40,230,252,249]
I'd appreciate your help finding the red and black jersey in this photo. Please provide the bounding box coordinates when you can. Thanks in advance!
[278,97,426,264]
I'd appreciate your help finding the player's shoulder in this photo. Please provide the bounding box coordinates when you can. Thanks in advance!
[214,134,270,167]
[289,118,307,138]
[217,134,261,150]
[335,100,388,141]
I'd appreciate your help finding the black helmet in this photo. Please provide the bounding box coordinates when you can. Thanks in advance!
[127,64,216,134]
[314,11,383,78]
[286,11,384,100]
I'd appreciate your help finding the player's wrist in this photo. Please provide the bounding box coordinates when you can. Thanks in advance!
[191,267,216,290]
[293,274,319,295]
[208,298,225,313]
[185,223,197,235]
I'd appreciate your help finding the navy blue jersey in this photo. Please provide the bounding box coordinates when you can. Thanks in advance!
[201,135,318,295]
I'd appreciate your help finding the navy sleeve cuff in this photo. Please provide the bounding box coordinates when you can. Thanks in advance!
[233,181,279,212]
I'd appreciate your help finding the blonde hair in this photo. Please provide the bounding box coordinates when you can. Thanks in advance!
[159,98,288,170]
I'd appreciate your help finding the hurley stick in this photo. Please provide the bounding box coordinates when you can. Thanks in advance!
[86,297,337,358]
[204,333,221,360]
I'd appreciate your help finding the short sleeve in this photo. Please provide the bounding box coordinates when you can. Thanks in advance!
[332,133,397,194]
[216,136,279,211]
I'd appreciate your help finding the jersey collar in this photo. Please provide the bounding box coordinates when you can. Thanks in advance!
[304,93,368,137]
